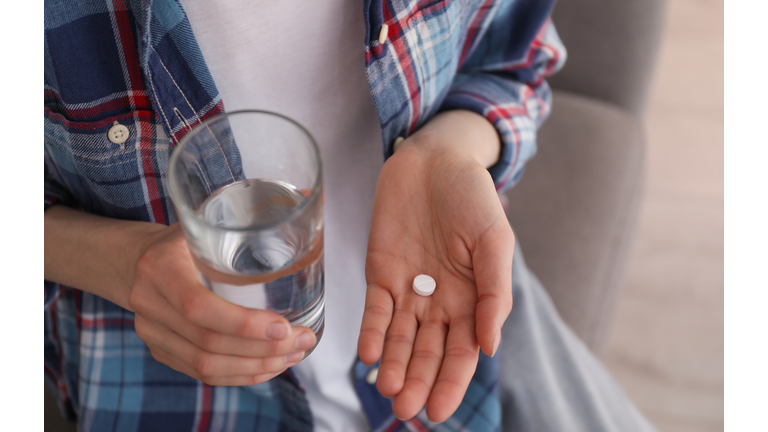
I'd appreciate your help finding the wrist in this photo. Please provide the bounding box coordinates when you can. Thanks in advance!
[44,206,167,310]
[393,110,501,169]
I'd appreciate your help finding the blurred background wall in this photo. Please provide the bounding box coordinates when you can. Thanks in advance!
[601,0,724,431]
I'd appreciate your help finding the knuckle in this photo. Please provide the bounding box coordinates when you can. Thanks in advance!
[436,376,466,392]
[180,293,206,320]
[265,355,293,374]
[264,340,283,357]
[198,374,218,386]
[445,346,477,360]
[359,327,386,342]
[260,356,282,374]
[405,374,433,391]
[192,352,216,377]
[133,316,150,340]
[364,304,391,318]
[497,295,513,315]
[237,312,262,338]
[504,297,514,315]
[127,285,151,313]
[135,248,160,277]
[410,349,442,364]
[392,308,418,325]
[197,328,221,352]
[505,226,515,243]
[385,334,414,346]
[127,288,142,312]
[380,357,408,372]
[148,348,165,363]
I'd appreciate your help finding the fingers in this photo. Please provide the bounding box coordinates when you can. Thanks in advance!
[134,232,294,341]
[391,320,447,420]
[358,283,394,365]
[376,308,418,397]
[130,225,319,385]
[137,315,305,384]
[168,280,295,341]
[472,222,514,356]
[149,346,283,387]
[134,285,317,358]
[426,316,479,423]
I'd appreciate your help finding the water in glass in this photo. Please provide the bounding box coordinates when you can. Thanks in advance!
[191,179,325,347]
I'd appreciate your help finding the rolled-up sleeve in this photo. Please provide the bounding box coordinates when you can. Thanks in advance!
[440,7,567,191]
[45,166,76,211]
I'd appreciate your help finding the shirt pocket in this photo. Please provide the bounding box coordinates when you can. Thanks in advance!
[44,108,174,223]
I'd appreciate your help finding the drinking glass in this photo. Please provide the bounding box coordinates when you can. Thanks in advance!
[168,110,324,353]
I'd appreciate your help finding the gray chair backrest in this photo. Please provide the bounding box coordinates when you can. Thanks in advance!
[548,0,667,116]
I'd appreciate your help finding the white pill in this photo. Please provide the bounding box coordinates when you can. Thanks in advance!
[412,274,436,296]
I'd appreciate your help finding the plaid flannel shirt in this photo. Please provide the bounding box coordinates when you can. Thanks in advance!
[44,0,566,430]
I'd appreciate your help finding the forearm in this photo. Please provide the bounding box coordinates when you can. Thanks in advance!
[44,205,166,310]
[396,110,501,169]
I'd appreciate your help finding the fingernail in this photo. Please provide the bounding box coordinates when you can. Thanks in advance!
[295,332,316,351]
[267,323,290,340]
[492,329,502,357]
[285,351,305,364]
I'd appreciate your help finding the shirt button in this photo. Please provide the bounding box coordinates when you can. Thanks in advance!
[378,24,389,45]
[108,122,130,145]
[393,136,405,151]
[366,367,379,385]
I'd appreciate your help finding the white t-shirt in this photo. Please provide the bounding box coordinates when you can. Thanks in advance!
[181,1,383,431]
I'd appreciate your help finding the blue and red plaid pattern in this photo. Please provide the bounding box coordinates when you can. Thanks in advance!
[44,0,565,430]
[365,0,565,189]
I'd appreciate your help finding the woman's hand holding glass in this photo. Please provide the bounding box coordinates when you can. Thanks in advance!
[129,223,318,385]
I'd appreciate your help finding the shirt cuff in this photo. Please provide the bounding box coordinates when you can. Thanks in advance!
[440,73,551,191]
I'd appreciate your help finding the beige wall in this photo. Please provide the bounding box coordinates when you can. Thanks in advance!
[602,1,724,431]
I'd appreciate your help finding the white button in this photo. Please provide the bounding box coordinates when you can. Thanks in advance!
[393,136,405,151]
[108,122,130,145]
[378,24,389,45]
[366,367,379,385]
[413,274,436,296]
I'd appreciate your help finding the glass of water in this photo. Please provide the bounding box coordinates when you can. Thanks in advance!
[167,110,324,354]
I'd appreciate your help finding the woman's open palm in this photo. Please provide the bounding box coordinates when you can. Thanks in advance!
[358,145,515,423]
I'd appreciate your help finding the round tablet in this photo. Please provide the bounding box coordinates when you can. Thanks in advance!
[412,274,436,296]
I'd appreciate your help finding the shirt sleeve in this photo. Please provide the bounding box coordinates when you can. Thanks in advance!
[45,166,76,308]
[439,8,567,191]
[45,166,76,211]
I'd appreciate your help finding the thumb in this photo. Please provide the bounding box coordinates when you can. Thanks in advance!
[472,222,515,356]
